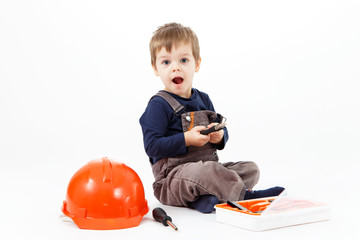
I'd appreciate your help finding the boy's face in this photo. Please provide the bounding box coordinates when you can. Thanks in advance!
[153,43,201,98]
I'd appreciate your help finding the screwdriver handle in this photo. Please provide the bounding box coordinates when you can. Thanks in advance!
[152,207,172,226]
[152,207,178,230]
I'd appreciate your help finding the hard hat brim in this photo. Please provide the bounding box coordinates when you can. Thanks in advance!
[62,200,149,230]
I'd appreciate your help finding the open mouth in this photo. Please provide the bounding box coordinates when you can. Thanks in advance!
[172,77,184,85]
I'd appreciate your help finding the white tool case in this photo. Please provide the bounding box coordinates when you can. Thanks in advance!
[215,195,331,231]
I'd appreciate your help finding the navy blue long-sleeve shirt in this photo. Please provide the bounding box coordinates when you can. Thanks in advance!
[139,88,229,164]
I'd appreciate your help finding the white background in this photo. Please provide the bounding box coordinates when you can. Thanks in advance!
[1,0,359,239]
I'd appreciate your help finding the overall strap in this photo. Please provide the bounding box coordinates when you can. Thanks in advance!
[155,91,185,115]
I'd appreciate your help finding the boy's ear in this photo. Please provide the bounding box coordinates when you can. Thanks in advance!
[152,64,159,76]
[195,57,201,72]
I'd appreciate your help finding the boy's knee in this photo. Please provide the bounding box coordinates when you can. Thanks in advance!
[247,161,260,187]
[250,161,260,175]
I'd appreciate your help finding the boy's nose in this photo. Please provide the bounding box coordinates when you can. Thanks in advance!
[172,62,180,72]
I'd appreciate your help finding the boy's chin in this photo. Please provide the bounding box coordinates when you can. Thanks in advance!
[173,89,192,98]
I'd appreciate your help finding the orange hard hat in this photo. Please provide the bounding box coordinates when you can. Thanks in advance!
[61,157,149,230]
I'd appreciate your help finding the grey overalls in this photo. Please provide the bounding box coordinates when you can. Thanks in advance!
[151,91,260,207]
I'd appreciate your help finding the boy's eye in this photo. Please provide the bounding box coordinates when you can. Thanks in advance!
[162,60,170,65]
[180,58,188,63]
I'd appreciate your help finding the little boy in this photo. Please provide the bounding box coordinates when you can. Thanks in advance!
[140,23,284,213]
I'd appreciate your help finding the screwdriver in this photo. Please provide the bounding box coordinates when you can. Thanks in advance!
[152,207,178,231]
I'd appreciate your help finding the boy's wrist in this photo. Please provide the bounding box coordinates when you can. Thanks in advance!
[184,131,190,147]
[184,131,194,147]
[210,136,224,145]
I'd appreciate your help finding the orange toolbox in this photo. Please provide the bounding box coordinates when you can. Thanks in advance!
[215,191,331,231]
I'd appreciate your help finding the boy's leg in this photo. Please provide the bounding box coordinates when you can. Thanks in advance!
[221,161,260,189]
[155,161,246,207]
[244,186,285,199]
[221,161,284,200]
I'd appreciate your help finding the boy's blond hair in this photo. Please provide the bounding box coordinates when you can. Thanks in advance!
[150,22,200,68]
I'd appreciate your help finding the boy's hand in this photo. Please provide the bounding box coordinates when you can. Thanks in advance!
[207,123,224,144]
[184,126,210,147]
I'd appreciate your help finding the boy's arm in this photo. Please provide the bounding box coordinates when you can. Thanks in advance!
[215,128,228,150]
[140,100,188,158]
[205,94,229,150]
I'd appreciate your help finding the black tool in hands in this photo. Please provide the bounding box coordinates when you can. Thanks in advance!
[200,122,226,135]
[152,207,178,231]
